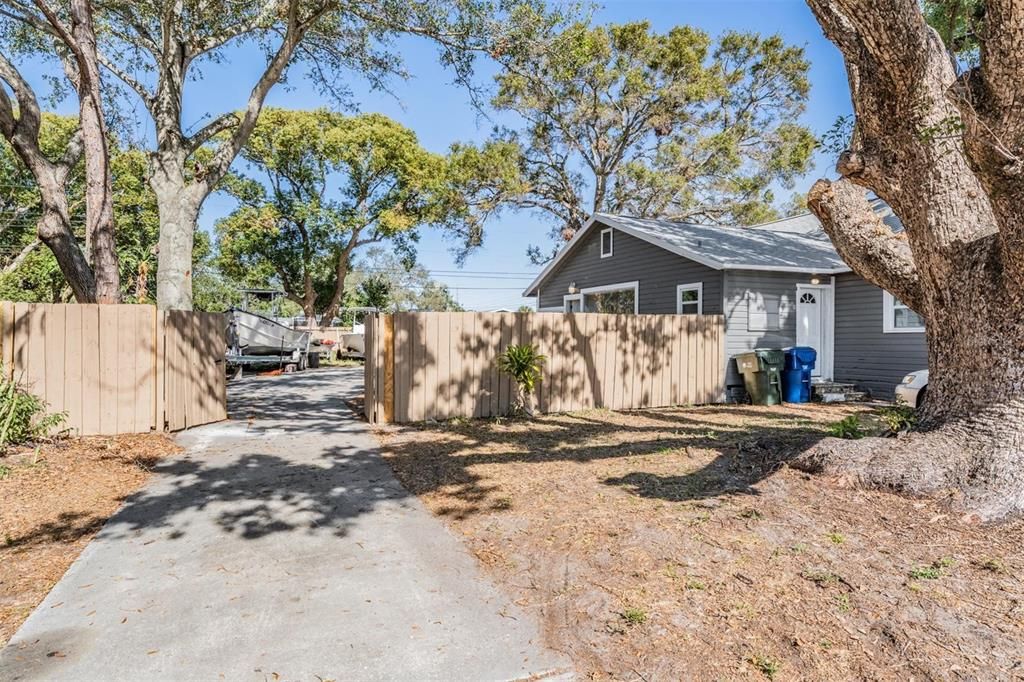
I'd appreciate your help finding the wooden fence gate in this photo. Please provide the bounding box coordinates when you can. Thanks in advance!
[0,303,227,436]
[365,311,725,424]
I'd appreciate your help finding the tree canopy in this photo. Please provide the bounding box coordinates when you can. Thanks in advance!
[2,0,569,309]
[215,108,471,322]
[459,20,815,261]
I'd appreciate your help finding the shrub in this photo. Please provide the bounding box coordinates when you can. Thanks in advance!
[620,607,647,626]
[878,402,918,434]
[827,415,864,439]
[0,374,65,448]
[748,653,780,680]
[496,344,546,416]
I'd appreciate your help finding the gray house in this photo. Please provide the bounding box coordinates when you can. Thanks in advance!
[522,209,927,400]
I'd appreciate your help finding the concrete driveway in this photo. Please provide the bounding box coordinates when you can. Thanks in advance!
[0,368,571,681]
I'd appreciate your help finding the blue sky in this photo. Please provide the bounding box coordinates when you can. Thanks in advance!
[19,0,852,310]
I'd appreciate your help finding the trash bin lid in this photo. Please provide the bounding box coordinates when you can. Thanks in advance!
[789,346,817,363]
[754,348,785,367]
[734,351,761,372]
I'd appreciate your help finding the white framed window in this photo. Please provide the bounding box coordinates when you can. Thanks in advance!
[563,293,582,313]
[581,280,638,314]
[883,291,925,333]
[600,228,613,258]
[676,283,703,315]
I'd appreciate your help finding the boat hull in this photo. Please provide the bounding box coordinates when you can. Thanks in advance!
[227,309,310,357]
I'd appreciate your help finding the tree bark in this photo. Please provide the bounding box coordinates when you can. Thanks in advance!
[799,0,1024,521]
[69,0,119,302]
[152,168,200,311]
[36,185,98,303]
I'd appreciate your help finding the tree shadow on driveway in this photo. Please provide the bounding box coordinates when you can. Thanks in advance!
[101,444,408,541]
[98,368,415,542]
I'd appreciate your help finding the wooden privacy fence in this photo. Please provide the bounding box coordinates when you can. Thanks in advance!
[0,302,227,436]
[364,312,725,424]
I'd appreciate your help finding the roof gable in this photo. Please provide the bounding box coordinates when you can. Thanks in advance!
[523,212,852,297]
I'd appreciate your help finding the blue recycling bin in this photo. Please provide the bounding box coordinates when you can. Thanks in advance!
[781,346,817,402]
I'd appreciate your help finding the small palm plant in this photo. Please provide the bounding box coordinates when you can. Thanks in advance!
[496,344,546,416]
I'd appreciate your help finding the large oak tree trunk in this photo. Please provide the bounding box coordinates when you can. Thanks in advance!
[797,0,1024,521]
[151,154,199,310]
[71,0,119,303]
[153,191,198,311]
[36,187,97,303]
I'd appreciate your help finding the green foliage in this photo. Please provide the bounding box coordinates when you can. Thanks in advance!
[346,248,464,312]
[748,653,780,680]
[473,20,814,260]
[0,374,65,448]
[819,114,854,161]
[827,415,864,440]
[910,557,954,580]
[878,403,918,434]
[496,343,546,414]
[909,565,941,580]
[355,274,393,311]
[216,108,476,320]
[923,0,985,62]
[620,608,647,626]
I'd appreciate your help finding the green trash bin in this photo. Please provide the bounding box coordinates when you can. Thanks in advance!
[735,348,785,405]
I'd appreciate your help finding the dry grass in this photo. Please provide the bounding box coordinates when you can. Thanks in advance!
[378,403,1024,680]
[0,434,180,646]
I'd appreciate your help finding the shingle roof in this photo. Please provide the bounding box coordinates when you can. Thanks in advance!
[523,211,854,297]
[522,200,908,297]
[592,213,849,272]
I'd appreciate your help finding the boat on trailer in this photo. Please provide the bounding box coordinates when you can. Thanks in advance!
[226,308,311,372]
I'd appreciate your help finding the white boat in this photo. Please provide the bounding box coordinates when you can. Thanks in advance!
[227,308,310,357]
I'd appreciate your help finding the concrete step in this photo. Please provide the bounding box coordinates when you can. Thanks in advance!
[812,382,868,403]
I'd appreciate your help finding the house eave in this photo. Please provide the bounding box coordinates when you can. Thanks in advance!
[522,213,854,297]
[721,264,852,275]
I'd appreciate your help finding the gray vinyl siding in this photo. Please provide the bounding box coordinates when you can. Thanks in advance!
[833,273,928,399]
[723,270,821,393]
[536,221,723,314]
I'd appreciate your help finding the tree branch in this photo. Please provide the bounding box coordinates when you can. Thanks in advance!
[3,239,40,274]
[195,0,333,196]
[808,178,922,311]
[188,0,280,58]
[96,51,155,108]
[0,52,43,143]
[185,111,239,154]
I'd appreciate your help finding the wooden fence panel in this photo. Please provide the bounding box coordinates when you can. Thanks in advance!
[365,311,725,424]
[0,303,225,436]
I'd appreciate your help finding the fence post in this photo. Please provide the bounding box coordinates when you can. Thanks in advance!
[383,314,394,423]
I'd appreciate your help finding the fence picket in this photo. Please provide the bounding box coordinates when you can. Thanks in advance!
[362,311,725,424]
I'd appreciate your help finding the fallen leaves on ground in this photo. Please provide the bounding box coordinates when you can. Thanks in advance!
[378,403,1024,680]
[0,434,180,646]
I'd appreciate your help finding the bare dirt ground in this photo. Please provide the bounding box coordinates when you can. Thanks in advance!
[377,403,1024,680]
[0,434,180,646]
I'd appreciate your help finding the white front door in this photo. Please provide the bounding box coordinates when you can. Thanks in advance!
[796,284,832,379]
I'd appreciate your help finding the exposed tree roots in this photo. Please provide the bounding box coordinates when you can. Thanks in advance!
[793,424,1024,523]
